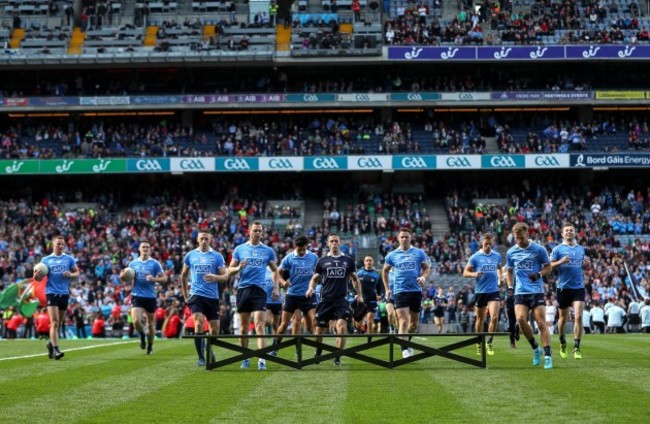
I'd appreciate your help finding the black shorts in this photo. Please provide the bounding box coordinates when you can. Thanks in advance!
[394,291,422,313]
[514,293,546,310]
[315,300,350,327]
[236,286,267,313]
[475,291,501,308]
[629,314,641,325]
[283,294,316,314]
[363,300,378,314]
[433,307,445,318]
[556,287,586,309]
[132,296,157,314]
[267,303,282,316]
[46,294,69,311]
[188,295,220,321]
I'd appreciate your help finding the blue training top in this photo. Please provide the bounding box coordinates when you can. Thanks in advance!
[233,242,276,289]
[551,243,586,290]
[506,241,550,295]
[468,250,502,294]
[183,248,226,300]
[42,253,77,295]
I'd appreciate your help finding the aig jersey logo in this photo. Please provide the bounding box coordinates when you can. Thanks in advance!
[326,267,346,277]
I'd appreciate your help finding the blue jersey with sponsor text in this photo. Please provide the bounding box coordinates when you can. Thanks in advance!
[506,241,550,295]
[183,248,226,299]
[42,253,77,295]
[129,257,164,299]
[264,268,283,304]
[384,247,429,294]
[551,243,586,290]
[233,242,276,289]
[468,250,502,294]
[279,250,318,296]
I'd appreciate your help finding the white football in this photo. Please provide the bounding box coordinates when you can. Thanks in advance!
[34,262,49,277]
[121,267,135,281]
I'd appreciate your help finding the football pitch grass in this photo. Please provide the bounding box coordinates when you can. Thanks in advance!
[0,334,648,424]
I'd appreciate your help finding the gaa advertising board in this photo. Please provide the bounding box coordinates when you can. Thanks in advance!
[14,154,650,175]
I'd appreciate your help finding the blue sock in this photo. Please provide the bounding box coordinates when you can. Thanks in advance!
[194,338,204,359]
[544,345,551,356]
[559,335,566,345]
[528,337,538,350]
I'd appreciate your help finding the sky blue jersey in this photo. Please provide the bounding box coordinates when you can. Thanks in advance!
[506,241,550,295]
[129,257,163,299]
[264,268,282,304]
[468,250,502,294]
[42,253,77,295]
[385,247,428,294]
[183,248,226,300]
[233,242,276,289]
[279,250,318,296]
[551,243,586,290]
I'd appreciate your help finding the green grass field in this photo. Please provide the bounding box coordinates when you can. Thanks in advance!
[1,334,648,423]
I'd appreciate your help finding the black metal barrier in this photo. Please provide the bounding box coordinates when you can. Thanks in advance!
[183,332,509,370]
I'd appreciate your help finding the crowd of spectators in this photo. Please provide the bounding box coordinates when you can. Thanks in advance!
[2,176,649,337]
[494,115,650,153]
[383,0,650,46]
[0,115,495,159]
[0,185,305,338]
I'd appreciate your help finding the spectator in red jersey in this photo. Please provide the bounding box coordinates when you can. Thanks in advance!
[35,309,51,338]
[5,310,23,339]
[163,309,182,338]
[92,314,106,338]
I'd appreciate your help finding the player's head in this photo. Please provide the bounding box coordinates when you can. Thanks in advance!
[139,241,151,257]
[512,223,529,248]
[562,223,576,242]
[327,233,341,254]
[397,227,412,248]
[481,233,495,252]
[364,256,374,269]
[197,231,212,251]
[294,235,308,256]
[52,235,65,253]
[250,221,263,244]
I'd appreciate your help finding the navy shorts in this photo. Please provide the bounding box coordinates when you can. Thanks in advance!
[514,293,546,310]
[556,287,586,309]
[474,291,501,308]
[267,303,282,316]
[46,294,69,311]
[283,294,316,314]
[132,296,157,314]
[395,291,423,313]
[236,286,267,313]
[315,300,350,327]
[362,300,378,314]
[188,295,220,321]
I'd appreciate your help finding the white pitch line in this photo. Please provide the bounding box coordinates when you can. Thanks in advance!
[0,340,135,361]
